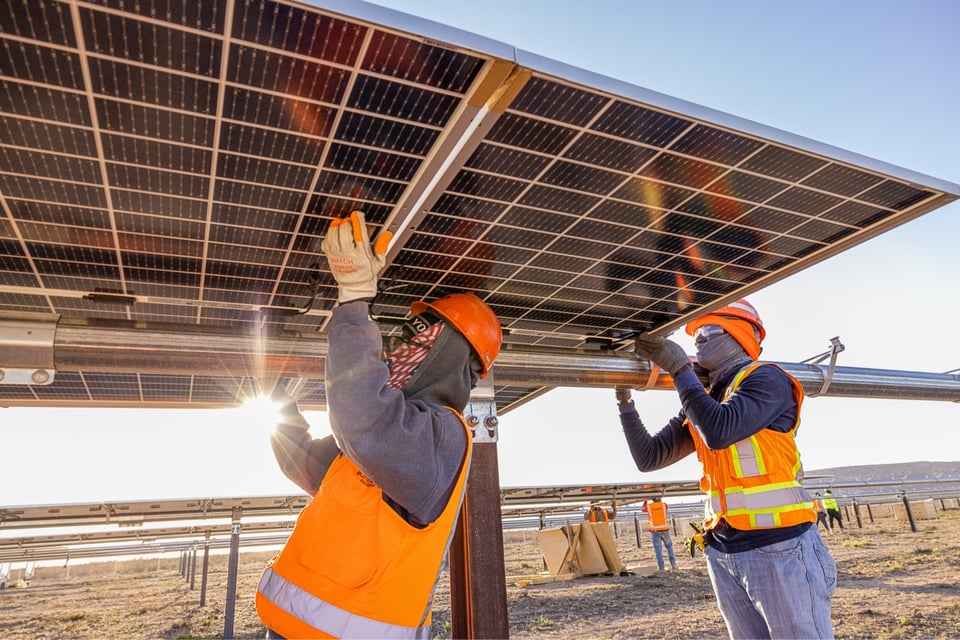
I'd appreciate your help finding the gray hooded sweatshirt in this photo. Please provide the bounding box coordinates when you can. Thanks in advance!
[271,300,474,527]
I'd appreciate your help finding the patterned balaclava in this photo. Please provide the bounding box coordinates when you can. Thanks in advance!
[384,321,444,390]
[383,314,477,411]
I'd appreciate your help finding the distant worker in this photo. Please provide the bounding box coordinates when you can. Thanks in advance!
[256,211,503,639]
[823,490,844,530]
[585,500,617,523]
[813,492,828,530]
[581,500,631,576]
[614,299,836,639]
[641,497,677,571]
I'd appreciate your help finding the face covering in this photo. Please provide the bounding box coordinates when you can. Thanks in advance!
[384,322,444,390]
[695,333,751,384]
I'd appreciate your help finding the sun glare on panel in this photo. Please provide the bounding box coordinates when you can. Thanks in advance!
[238,394,283,436]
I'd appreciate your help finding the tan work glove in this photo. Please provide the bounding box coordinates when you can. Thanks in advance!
[320,211,392,304]
[615,386,633,405]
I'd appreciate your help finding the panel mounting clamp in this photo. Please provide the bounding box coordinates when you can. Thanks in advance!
[0,312,59,386]
[803,336,845,397]
[464,374,498,443]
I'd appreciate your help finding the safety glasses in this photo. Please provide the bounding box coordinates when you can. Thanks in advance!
[387,313,440,352]
[693,324,726,345]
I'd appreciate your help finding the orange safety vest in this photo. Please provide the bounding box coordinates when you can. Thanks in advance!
[645,501,669,532]
[256,411,472,639]
[685,363,816,531]
[587,507,609,523]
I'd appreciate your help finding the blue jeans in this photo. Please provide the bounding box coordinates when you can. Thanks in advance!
[650,529,676,570]
[704,526,836,639]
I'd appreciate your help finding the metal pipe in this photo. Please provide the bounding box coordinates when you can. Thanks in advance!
[493,346,960,402]
[51,318,327,377]
[11,316,960,402]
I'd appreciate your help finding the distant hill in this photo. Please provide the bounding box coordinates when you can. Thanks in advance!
[807,460,960,483]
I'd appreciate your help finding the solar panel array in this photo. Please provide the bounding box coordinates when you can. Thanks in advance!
[1,0,956,412]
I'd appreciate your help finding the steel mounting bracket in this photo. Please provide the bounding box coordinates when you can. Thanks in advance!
[803,336,845,397]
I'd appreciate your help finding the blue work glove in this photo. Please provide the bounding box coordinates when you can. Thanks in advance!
[634,333,691,377]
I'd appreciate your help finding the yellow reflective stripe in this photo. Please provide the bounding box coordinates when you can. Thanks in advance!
[753,439,767,475]
[725,365,767,479]
[721,482,810,513]
[730,366,752,390]
[725,499,813,517]
[709,496,722,514]
[749,512,779,528]
[792,456,804,481]
[745,479,802,494]
[729,436,765,477]
[258,567,428,639]
[729,442,746,477]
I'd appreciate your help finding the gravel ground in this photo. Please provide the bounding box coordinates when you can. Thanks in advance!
[2,509,959,639]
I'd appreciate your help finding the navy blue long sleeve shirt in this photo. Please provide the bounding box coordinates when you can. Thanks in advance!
[619,363,811,552]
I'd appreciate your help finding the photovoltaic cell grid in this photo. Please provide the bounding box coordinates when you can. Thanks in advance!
[376,77,945,347]
[0,0,955,413]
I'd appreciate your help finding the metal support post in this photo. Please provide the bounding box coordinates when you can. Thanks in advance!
[189,546,197,590]
[223,506,242,639]
[449,376,508,639]
[634,515,642,548]
[901,495,917,533]
[853,502,863,528]
[866,503,874,523]
[200,532,211,607]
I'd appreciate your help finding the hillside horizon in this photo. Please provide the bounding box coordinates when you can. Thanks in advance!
[806,460,960,483]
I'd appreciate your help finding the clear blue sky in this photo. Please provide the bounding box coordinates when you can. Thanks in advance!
[2,0,958,506]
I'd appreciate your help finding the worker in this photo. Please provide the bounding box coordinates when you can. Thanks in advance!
[641,497,677,571]
[823,490,844,530]
[584,500,617,523]
[614,299,836,639]
[256,211,503,639]
[813,492,829,530]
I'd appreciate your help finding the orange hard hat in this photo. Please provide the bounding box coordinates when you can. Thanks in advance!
[411,293,503,378]
[685,298,765,359]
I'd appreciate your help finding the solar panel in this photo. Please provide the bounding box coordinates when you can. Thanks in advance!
[1,0,957,413]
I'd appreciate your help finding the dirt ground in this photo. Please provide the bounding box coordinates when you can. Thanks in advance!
[2,509,959,639]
